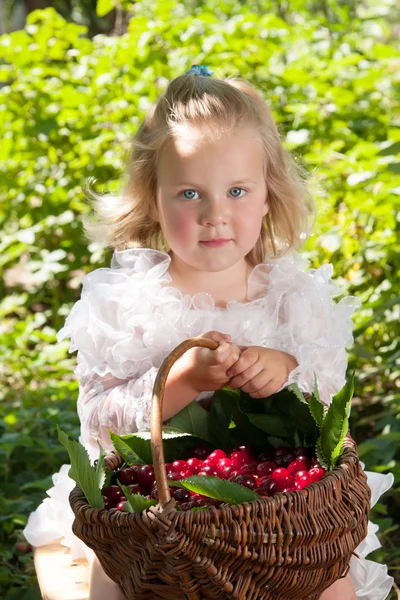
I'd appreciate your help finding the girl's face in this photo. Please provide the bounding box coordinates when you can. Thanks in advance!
[155,123,269,275]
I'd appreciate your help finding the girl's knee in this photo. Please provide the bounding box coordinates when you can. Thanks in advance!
[319,575,356,600]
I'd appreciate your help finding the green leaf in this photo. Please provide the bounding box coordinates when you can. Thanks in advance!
[377,141,400,156]
[288,383,308,404]
[267,437,290,448]
[169,476,260,504]
[96,0,115,17]
[109,431,147,465]
[118,484,157,513]
[57,427,104,508]
[246,413,294,438]
[207,388,236,450]
[130,428,206,462]
[308,376,325,428]
[318,374,355,470]
[169,400,209,440]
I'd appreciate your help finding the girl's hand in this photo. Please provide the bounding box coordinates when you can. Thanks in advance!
[226,346,298,398]
[179,330,241,394]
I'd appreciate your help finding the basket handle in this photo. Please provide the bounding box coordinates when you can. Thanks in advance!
[150,337,219,506]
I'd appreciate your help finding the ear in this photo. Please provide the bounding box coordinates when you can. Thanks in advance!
[262,189,269,217]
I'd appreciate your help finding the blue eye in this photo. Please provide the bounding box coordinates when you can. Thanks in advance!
[229,187,245,198]
[181,190,199,200]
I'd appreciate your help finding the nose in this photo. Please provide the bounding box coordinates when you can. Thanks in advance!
[200,197,230,227]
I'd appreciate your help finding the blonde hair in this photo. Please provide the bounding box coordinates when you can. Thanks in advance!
[83,73,315,265]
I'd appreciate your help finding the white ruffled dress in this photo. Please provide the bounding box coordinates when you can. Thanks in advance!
[23,248,394,598]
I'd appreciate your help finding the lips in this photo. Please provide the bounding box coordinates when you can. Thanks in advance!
[200,239,231,247]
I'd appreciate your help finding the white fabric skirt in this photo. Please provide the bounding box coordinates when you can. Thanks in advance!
[24,465,394,598]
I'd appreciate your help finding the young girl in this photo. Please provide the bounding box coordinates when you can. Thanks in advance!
[24,66,394,600]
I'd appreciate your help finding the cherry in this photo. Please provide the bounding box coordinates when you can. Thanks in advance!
[274,447,289,458]
[257,452,274,462]
[228,469,243,480]
[207,449,227,463]
[198,465,219,476]
[116,500,127,511]
[287,459,308,478]
[271,468,293,491]
[180,469,194,479]
[137,465,155,489]
[173,488,191,502]
[220,465,235,479]
[230,451,249,467]
[294,473,312,490]
[127,483,145,495]
[280,452,296,467]
[180,501,195,511]
[103,485,124,503]
[258,478,278,496]
[172,460,187,473]
[186,457,202,473]
[294,446,310,457]
[194,497,214,507]
[232,474,257,490]
[308,467,325,483]
[295,455,311,469]
[118,467,139,486]
[281,486,295,493]
[192,444,209,459]
[102,495,112,509]
[217,458,233,470]
[256,461,276,477]
[167,472,181,481]
[241,462,258,475]
[150,487,159,500]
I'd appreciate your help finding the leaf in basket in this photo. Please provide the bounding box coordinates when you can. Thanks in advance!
[109,431,147,465]
[57,427,104,509]
[267,436,291,448]
[168,400,209,440]
[246,413,294,438]
[318,373,355,470]
[207,388,237,451]
[131,428,208,462]
[118,484,157,513]
[288,383,308,404]
[168,475,260,504]
[308,375,325,428]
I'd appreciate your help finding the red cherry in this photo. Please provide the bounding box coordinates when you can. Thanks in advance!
[173,488,191,502]
[167,472,180,481]
[293,470,308,481]
[258,478,278,496]
[194,497,214,507]
[180,469,194,479]
[118,467,139,486]
[294,473,312,490]
[287,459,308,478]
[103,485,124,503]
[198,465,218,476]
[230,451,249,467]
[150,487,159,500]
[217,458,233,470]
[294,455,311,469]
[256,461,276,476]
[116,499,127,511]
[207,449,227,463]
[281,486,295,493]
[180,501,195,511]
[127,483,145,495]
[232,474,257,490]
[308,467,325,482]
[228,469,243,480]
[186,457,202,473]
[220,465,235,479]
[241,462,258,475]
[257,452,274,462]
[172,460,187,473]
[271,468,293,491]
[137,465,155,489]
[310,458,322,468]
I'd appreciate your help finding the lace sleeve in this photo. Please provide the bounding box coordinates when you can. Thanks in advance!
[77,367,159,452]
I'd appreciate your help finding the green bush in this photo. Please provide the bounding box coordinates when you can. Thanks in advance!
[0,1,399,597]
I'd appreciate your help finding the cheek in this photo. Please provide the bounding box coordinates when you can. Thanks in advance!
[233,205,265,239]
[162,205,197,245]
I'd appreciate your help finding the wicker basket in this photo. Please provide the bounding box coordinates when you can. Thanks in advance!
[70,337,371,600]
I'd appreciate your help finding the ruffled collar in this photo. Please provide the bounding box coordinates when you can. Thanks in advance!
[110,247,309,311]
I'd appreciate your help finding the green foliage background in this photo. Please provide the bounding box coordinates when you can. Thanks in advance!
[0,0,399,597]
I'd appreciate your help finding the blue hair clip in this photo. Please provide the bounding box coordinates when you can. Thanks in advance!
[186,65,214,77]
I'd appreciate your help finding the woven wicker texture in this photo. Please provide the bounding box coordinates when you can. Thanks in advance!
[70,337,371,600]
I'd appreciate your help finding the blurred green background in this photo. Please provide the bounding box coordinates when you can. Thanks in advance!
[0,0,399,598]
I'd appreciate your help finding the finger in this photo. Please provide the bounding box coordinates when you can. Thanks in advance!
[201,330,231,343]
[205,341,232,366]
[226,348,258,378]
[228,364,263,389]
[241,371,271,394]
[249,380,280,399]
